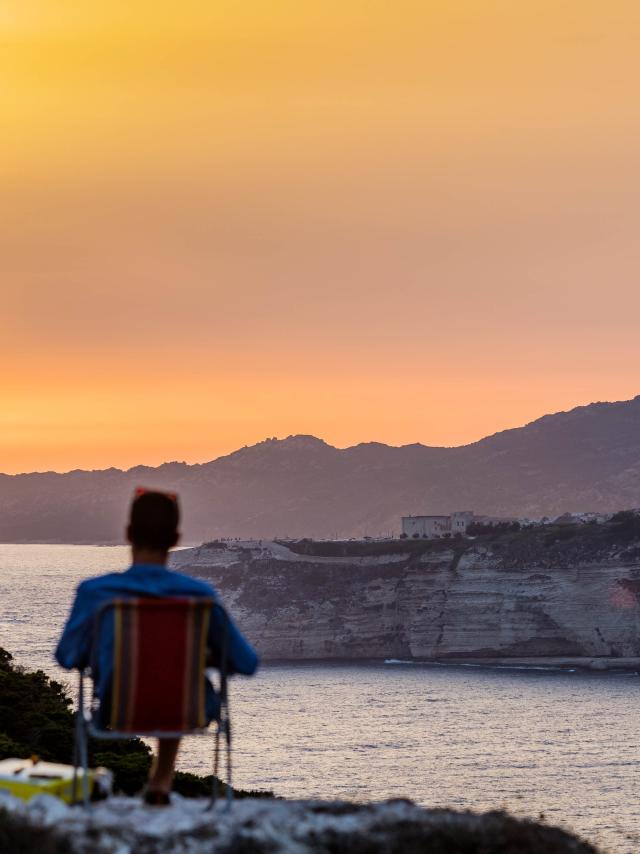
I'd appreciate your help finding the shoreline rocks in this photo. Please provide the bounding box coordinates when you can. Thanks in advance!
[0,793,598,853]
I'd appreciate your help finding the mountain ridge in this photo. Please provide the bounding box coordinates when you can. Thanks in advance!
[1,394,639,543]
[8,395,639,479]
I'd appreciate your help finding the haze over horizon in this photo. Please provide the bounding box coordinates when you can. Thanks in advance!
[3,2,640,474]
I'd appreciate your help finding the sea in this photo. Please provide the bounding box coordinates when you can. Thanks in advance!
[1,543,639,853]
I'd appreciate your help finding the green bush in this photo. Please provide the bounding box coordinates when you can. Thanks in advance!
[467,521,521,536]
[0,648,75,764]
[609,510,640,541]
[173,770,271,799]
[92,747,152,796]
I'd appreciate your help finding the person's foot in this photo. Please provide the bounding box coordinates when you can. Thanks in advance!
[143,790,171,806]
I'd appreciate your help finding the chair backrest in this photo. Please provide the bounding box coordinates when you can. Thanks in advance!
[95,597,214,734]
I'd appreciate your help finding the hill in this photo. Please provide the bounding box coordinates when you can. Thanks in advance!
[1,396,640,542]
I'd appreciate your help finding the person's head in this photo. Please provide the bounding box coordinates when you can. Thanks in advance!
[127,488,180,560]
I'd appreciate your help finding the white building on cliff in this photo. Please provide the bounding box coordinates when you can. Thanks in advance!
[401,511,474,539]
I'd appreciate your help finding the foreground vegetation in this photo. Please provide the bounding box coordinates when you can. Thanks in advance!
[0,648,267,799]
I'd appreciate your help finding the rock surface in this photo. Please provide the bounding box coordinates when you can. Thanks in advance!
[172,519,640,663]
[0,792,597,853]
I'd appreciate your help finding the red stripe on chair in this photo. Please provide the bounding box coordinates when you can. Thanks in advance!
[109,598,211,734]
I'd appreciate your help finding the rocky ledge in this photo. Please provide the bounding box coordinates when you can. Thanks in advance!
[0,793,597,853]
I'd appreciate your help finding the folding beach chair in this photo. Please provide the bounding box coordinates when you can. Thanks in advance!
[72,597,232,808]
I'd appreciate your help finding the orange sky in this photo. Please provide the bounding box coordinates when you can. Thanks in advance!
[2,2,640,474]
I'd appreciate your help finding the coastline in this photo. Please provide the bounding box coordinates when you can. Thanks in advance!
[435,655,640,672]
[257,656,640,673]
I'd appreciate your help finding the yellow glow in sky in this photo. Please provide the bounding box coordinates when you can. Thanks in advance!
[2,2,640,472]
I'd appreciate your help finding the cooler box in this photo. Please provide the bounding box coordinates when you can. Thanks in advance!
[0,758,103,803]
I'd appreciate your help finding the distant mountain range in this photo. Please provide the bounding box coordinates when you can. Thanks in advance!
[2,395,640,543]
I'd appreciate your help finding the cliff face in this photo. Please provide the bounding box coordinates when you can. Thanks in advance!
[171,518,640,662]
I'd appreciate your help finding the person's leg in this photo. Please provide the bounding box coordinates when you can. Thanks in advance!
[148,738,181,794]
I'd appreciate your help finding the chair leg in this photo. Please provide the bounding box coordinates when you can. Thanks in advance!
[225,716,233,811]
[80,721,89,809]
[72,712,80,804]
[72,672,84,805]
[76,674,90,808]
[211,723,221,807]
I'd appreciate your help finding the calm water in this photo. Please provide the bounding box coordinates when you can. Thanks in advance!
[1,544,639,853]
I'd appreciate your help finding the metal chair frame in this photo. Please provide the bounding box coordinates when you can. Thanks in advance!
[72,597,232,809]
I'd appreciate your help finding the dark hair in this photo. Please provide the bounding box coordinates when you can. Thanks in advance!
[128,490,180,551]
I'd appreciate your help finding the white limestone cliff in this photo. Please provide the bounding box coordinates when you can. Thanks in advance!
[172,521,640,665]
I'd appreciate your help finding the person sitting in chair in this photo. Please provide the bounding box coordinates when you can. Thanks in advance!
[55,488,258,804]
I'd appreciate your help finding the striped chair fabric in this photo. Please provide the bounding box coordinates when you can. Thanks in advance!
[108,597,212,733]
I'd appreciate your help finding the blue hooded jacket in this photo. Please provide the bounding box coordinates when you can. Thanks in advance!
[55,563,259,723]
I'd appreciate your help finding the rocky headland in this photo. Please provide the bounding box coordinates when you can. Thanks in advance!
[171,512,640,666]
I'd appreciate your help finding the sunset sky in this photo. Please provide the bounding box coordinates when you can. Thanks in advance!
[2,2,640,474]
